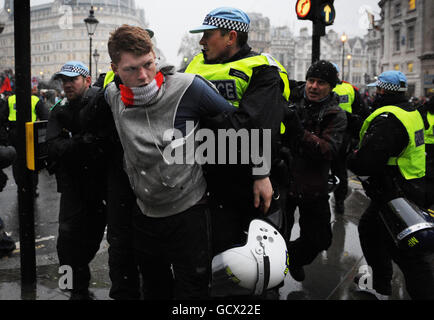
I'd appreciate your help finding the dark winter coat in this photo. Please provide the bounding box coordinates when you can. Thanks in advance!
[46,88,106,194]
[285,85,347,199]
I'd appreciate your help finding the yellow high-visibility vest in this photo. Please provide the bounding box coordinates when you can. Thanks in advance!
[103,70,115,88]
[360,105,426,180]
[8,94,39,122]
[333,82,355,113]
[425,111,434,145]
[185,52,290,133]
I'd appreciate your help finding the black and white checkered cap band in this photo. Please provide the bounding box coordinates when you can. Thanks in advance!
[203,15,249,32]
[377,80,407,92]
[60,64,90,77]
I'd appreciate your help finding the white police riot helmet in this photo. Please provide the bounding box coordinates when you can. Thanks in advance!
[211,218,289,297]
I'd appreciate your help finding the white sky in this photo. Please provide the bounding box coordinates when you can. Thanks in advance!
[25,0,382,65]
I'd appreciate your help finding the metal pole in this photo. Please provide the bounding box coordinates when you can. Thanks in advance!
[312,34,320,64]
[341,42,345,82]
[312,22,325,64]
[14,0,36,285]
[89,36,92,80]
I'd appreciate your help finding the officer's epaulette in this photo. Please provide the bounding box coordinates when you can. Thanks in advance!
[49,98,67,112]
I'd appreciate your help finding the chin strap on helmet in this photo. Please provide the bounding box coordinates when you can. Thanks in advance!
[251,241,271,295]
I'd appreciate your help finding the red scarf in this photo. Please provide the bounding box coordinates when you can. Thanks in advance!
[119,72,164,107]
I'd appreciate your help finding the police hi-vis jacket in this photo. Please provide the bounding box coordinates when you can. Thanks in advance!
[360,105,426,180]
[185,52,290,107]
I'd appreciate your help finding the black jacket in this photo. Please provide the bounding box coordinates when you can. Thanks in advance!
[46,88,106,193]
[285,85,347,198]
[200,44,288,204]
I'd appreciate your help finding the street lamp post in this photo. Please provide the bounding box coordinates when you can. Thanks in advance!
[340,33,347,81]
[346,54,352,83]
[93,48,100,80]
[84,6,98,79]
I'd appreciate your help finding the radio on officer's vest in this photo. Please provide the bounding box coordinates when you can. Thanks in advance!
[25,120,48,171]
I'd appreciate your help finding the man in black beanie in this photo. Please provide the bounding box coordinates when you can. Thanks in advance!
[282,60,347,281]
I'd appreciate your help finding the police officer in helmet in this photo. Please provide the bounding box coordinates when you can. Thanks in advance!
[348,70,434,299]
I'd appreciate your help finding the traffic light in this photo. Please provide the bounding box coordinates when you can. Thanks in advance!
[295,0,316,21]
[295,0,335,25]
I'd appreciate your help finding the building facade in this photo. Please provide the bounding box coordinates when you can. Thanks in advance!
[290,28,370,89]
[247,12,271,54]
[377,0,434,97]
[270,26,294,78]
[364,25,382,85]
[0,0,155,82]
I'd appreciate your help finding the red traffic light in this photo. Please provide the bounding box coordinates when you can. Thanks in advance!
[296,0,313,19]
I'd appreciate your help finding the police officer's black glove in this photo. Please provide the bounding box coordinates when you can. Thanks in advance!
[283,106,305,140]
[0,169,7,192]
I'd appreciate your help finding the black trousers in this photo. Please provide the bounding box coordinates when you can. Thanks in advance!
[285,195,333,267]
[358,201,434,299]
[106,164,140,300]
[133,202,212,300]
[57,187,107,294]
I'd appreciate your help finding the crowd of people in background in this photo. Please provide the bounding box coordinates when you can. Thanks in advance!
[1,71,431,115]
